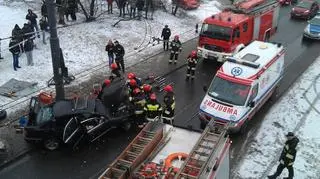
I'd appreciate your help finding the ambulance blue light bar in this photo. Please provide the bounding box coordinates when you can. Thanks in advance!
[226,57,260,68]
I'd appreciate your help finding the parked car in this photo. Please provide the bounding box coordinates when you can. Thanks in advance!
[303,11,320,39]
[291,0,319,19]
[24,79,135,151]
[180,0,200,10]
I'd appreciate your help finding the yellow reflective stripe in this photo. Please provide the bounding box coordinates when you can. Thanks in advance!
[171,102,175,109]
[288,162,294,166]
[146,104,160,111]
[286,153,294,159]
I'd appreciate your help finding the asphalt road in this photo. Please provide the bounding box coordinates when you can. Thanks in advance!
[1,5,320,179]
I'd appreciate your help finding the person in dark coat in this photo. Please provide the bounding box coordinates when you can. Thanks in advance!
[39,16,49,44]
[161,25,171,51]
[145,0,154,19]
[128,0,137,18]
[24,39,34,66]
[105,40,114,67]
[9,39,21,71]
[22,22,35,40]
[26,9,40,38]
[114,40,125,73]
[41,0,48,20]
[12,24,24,53]
[118,0,127,17]
[268,132,300,179]
[136,0,144,20]
[66,0,77,21]
[107,0,113,14]
[172,0,179,16]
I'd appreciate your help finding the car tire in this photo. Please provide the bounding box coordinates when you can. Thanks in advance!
[121,121,132,131]
[0,109,7,121]
[43,138,60,151]
[200,121,206,130]
[239,120,249,134]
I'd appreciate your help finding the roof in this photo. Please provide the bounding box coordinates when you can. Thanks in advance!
[204,11,249,27]
[235,0,266,10]
[310,15,320,25]
[220,41,284,81]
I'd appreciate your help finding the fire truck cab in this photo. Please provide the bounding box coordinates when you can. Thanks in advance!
[197,0,280,63]
[199,41,285,133]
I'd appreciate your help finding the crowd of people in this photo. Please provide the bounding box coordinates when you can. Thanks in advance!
[8,9,49,71]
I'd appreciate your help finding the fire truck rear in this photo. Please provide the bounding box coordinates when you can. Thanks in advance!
[197,0,280,62]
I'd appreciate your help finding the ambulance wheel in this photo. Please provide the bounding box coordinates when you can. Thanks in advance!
[240,120,249,134]
[0,109,7,121]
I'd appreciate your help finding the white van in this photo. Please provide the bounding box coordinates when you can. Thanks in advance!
[199,41,285,133]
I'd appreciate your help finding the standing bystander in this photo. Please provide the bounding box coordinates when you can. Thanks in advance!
[105,40,115,67]
[26,9,40,38]
[9,39,21,71]
[39,17,49,44]
[114,40,125,73]
[161,25,171,51]
[24,39,34,66]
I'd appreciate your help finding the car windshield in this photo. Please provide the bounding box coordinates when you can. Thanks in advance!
[200,23,232,41]
[36,107,54,125]
[208,76,251,106]
[296,1,312,9]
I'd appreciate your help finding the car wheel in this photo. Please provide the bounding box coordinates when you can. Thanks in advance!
[121,121,132,131]
[44,138,60,151]
[239,120,249,134]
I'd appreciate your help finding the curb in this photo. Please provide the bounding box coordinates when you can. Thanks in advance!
[0,146,33,170]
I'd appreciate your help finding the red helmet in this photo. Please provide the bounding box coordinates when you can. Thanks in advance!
[133,88,141,94]
[129,79,137,87]
[143,84,152,92]
[163,85,173,92]
[150,93,157,100]
[127,72,136,79]
[104,79,111,86]
[174,35,179,40]
[191,50,197,57]
[110,63,118,70]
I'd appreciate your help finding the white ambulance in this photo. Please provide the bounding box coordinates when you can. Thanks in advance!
[199,41,285,133]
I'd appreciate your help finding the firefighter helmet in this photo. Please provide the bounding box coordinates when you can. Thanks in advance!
[163,85,173,92]
[143,84,152,92]
[110,63,118,70]
[150,93,157,100]
[104,79,111,86]
[191,50,197,57]
[127,72,136,79]
[174,35,179,40]
[133,88,141,94]
[129,79,137,87]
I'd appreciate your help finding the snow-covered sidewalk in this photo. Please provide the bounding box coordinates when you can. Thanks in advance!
[234,55,320,178]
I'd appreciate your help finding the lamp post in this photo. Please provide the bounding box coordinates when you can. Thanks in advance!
[46,0,65,100]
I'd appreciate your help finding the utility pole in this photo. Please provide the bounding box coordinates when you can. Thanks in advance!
[46,0,65,100]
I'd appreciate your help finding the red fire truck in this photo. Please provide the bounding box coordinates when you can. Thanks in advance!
[197,0,280,62]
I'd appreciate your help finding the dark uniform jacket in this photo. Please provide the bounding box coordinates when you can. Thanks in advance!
[26,12,38,25]
[114,44,125,61]
[163,92,175,116]
[170,39,182,52]
[187,56,198,68]
[24,39,34,52]
[161,27,171,40]
[22,23,34,40]
[279,137,299,166]
[144,100,162,119]
[105,44,114,56]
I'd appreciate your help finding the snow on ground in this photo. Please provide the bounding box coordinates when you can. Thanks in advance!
[234,56,320,178]
[0,0,221,108]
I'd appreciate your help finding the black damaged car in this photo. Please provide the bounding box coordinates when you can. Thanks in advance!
[24,79,135,151]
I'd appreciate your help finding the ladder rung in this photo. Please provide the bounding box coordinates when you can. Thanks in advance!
[198,144,214,150]
[118,159,132,165]
[132,143,145,149]
[143,130,156,134]
[185,164,201,170]
[207,131,222,137]
[138,136,152,141]
[111,167,126,173]
[179,173,198,178]
[194,150,209,156]
[126,151,139,157]
[202,137,217,143]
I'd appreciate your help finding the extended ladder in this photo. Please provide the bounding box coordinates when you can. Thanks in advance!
[175,120,229,179]
[99,122,165,179]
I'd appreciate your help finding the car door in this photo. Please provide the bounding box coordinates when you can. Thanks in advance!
[62,117,86,148]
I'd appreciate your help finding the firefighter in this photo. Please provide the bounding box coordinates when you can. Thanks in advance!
[109,63,122,81]
[169,35,182,64]
[144,93,163,122]
[128,79,139,96]
[127,72,142,86]
[268,132,300,179]
[97,79,111,100]
[162,85,175,125]
[142,84,153,100]
[186,50,199,81]
[129,88,146,128]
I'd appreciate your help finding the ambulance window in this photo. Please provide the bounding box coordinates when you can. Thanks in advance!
[248,84,259,103]
[233,27,240,40]
[243,23,248,32]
